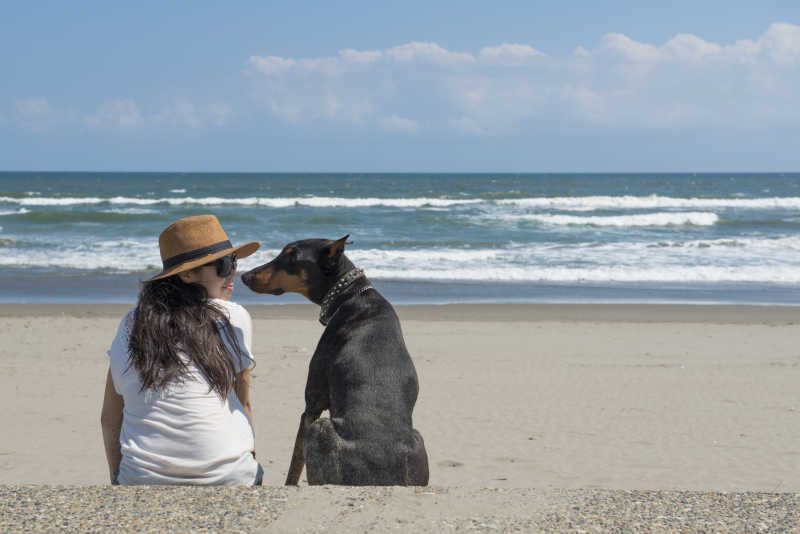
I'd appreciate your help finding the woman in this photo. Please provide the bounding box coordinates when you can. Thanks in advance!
[100,214,262,485]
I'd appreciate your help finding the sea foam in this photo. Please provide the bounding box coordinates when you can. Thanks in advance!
[0,196,483,208]
[4,238,800,283]
[363,265,800,283]
[3,194,800,210]
[0,208,29,216]
[491,212,720,227]
[496,196,800,210]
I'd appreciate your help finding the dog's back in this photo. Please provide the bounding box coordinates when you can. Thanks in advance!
[320,290,418,437]
[310,290,429,485]
[241,236,429,485]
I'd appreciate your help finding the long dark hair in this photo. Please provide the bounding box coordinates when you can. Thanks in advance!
[127,275,247,398]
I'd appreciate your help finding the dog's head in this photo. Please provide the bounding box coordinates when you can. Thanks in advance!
[241,235,350,302]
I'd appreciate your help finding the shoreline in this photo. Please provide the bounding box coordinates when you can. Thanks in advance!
[2,302,799,324]
[4,270,800,308]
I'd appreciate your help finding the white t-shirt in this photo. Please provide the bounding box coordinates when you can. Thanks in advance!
[107,298,259,486]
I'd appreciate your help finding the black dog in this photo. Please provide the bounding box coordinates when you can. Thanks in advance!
[241,236,429,486]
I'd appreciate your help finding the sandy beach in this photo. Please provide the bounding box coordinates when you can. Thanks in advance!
[2,302,799,490]
[2,302,800,530]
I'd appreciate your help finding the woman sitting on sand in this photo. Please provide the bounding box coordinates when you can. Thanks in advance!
[100,215,262,485]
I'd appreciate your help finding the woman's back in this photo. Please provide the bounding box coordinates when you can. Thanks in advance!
[108,299,259,485]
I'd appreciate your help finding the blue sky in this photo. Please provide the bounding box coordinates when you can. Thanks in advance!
[2,1,800,172]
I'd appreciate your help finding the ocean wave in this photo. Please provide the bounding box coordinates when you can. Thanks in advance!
[238,241,800,283]
[4,236,800,283]
[496,196,800,210]
[17,210,165,224]
[365,265,800,283]
[0,196,107,206]
[101,207,157,215]
[493,212,720,227]
[0,238,161,271]
[6,256,800,283]
[0,196,483,208]
[93,239,153,249]
[3,194,800,210]
[0,208,29,216]
[645,235,800,250]
[0,251,158,272]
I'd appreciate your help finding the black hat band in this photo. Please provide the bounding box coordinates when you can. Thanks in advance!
[162,240,233,270]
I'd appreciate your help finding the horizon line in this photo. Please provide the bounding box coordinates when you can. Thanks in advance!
[1,170,797,175]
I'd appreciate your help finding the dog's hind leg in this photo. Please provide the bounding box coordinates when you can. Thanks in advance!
[285,412,313,485]
[305,418,345,485]
[404,429,430,486]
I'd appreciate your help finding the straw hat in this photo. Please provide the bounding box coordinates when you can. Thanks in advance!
[147,215,259,281]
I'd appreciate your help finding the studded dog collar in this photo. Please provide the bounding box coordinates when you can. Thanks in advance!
[318,268,372,326]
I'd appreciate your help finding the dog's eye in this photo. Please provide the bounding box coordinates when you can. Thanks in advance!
[283,248,297,261]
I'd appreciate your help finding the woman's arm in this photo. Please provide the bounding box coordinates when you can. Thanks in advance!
[100,368,124,482]
[235,368,255,453]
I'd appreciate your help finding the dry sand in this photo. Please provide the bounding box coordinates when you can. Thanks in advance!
[1,302,799,530]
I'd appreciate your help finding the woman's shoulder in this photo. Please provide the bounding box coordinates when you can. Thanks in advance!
[108,306,137,360]
[119,306,137,331]
[209,299,252,324]
[208,298,248,314]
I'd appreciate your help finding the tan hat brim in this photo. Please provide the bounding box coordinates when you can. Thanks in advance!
[146,241,260,282]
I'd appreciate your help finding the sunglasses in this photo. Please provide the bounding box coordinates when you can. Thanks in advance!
[203,254,237,278]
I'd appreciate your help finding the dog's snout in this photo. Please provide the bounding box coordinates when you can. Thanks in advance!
[241,264,280,294]
[241,269,259,287]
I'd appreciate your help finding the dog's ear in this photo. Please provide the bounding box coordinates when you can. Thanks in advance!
[327,235,349,258]
[321,235,349,273]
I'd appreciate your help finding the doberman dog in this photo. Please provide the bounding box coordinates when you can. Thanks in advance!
[241,236,429,486]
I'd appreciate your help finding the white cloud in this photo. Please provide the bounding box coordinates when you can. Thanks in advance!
[386,42,475,65]
[85,99,144,130]
[16,97,51,117]
[77,98,234,132]
[248,42,476,81]
[560,85,606,123]
[152,100,232,129]
[573,46,591,58]
[10,96,229,135]
[663,34,722,61]
[339,49,382,64]
[249,55,297,76]
[601,33,661,62]
[450,115,486,135]
[761,22,800,64]
[381,114,419,133]
[480,43,544,65]
[129,23,800,136]
[13,97,67,132]
[248,55,345,79]
[10,23,800,142]
[297,57,341,76]
[598,23,800,66]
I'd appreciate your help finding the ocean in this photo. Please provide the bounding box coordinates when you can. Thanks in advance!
[1,171,799,305]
